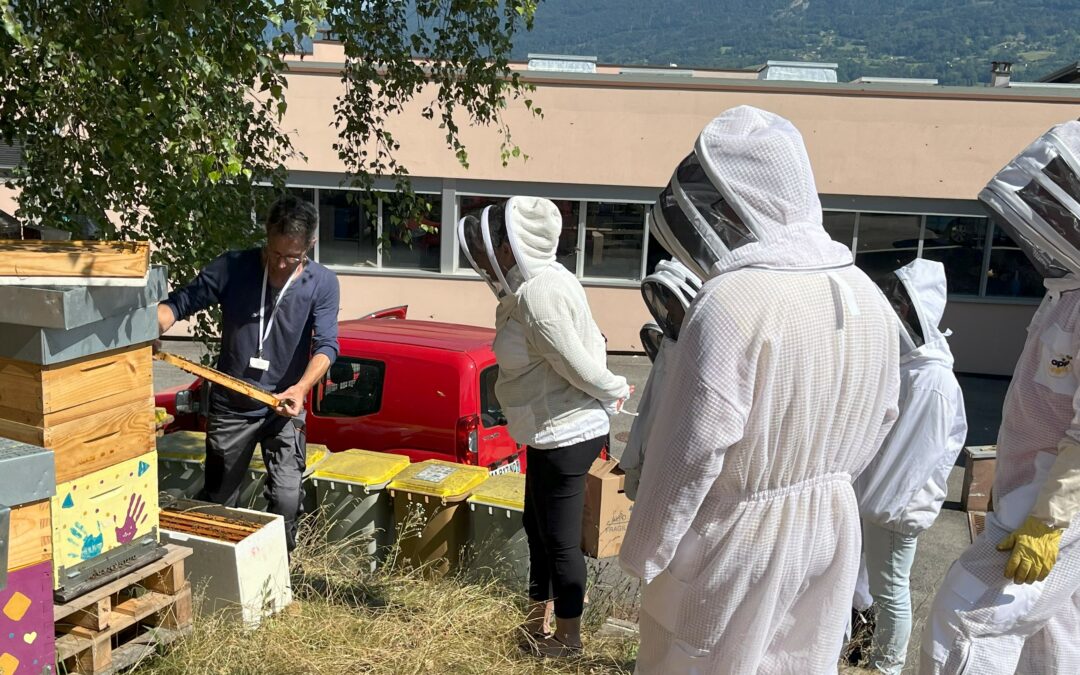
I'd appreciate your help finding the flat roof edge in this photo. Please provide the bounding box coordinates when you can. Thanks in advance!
[284,61,1080,103]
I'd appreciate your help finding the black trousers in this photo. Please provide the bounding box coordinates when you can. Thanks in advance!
[523,435,605,619]
[201,408,307,551]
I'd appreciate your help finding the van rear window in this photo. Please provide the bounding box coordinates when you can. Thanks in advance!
[315,358,386,417]
[479,366,505,428]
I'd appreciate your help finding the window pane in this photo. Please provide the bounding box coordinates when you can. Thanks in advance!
[823,211,856,249]
[986,228,1045,298]
[458,196,504,272]
[457,196,578,274]
[382,193,442,272]
[314,358,385,417]
[254,186,316,228]
[318,189,377,268]
[921,216,988,296]
[583,202,646,280]
[645,232,669,276]
[479,366,505,428]
[855,213,922,281]
[551,200,580,273]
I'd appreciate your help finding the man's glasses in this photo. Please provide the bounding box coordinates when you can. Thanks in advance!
[266,250,307,266]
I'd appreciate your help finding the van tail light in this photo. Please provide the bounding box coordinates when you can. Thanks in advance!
[456,414,480,464]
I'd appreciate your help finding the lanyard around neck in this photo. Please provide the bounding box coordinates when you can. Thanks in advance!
[258,263,301,357]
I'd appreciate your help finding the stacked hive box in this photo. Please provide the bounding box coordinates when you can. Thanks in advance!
[0,439,56,675]
[0,242,165,602]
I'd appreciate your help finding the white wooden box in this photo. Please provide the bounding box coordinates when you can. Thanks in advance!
[158,502,291,629]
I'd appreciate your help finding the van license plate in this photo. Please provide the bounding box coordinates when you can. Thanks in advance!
[489,458,521,476]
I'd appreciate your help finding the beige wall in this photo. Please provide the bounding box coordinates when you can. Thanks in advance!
[281,65,1080,199]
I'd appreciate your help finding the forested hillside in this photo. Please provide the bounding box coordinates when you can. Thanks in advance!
[513,0,1080,85]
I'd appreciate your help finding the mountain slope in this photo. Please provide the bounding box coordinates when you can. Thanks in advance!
[513,0,1080,85]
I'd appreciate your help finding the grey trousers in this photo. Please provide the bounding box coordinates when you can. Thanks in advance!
[201,408,306,551]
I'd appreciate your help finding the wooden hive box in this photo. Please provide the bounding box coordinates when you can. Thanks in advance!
[0,240,149,284]
[0,346,154,484]
[0,439,56,675]
[51,452,159,592]
[159,501,291,629]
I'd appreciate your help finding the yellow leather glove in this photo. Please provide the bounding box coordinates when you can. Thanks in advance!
[996,517,1063,584]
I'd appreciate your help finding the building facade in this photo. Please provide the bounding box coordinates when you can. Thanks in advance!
[205,44,1080,375]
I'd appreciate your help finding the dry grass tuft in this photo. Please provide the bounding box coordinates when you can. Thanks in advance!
[129,522,637,675]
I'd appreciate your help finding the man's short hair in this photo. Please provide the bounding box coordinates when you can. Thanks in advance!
[266,195,318,242]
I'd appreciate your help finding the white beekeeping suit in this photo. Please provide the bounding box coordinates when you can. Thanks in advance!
[619,105,900,674]
[621,260,702,500]
[922,120,1080,675]
[456,198,629,447]
[850,258,968,674]
[856,259,968,535]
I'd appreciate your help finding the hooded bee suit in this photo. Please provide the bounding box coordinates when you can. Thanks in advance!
[620,259,702,501]
[456,197,629,626]
[921,120,1080,675]
[851,258,968,674]
[618,105,901,674]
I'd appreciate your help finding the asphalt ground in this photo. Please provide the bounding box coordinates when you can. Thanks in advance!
[155,339,1005,671]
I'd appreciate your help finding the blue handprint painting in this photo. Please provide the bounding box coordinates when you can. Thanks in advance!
[66,523,103,561]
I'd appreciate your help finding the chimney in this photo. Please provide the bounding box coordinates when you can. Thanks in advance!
[991,61,1013,87]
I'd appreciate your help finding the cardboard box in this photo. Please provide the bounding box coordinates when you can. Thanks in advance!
[581,458,633,559]
[961,445,997,513]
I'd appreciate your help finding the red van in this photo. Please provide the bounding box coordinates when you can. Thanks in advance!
[156,307,525,474]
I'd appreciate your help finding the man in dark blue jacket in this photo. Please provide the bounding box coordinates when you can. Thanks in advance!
[157,195,340,550]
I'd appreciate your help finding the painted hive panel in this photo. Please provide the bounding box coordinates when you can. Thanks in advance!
[51,452,158,588]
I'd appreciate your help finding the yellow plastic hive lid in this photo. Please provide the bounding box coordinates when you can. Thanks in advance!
[311,449,409,486]
[467,472,525,511]
[250,443,329,472]
[156,431,206,461]
[388,459,489,500]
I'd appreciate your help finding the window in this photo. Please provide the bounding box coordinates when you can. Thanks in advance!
[479,366,505,428]
[457,196,579,274]
[314,358,385,417]
[921,216,988,296]
[318,189,378,268]
[823,211,856,250]
[855,213,922,281]
[986,229,1045,298]
[382,193,442,272]
[583,202,646,280]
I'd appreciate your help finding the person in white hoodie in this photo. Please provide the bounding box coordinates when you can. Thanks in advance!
[921,120,1080,674]
[618,105,900,674]
[852,258,968,674]
[456,197,631,657]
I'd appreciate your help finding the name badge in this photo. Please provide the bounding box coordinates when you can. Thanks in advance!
[249,356,270,371]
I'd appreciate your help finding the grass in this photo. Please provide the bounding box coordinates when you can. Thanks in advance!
[127,518,637,675]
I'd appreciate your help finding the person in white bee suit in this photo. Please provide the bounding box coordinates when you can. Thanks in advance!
[921,120,1080,674]
[620,259,701,501]
[618,105,901,674]
[456,197,631,658]
[849,258,968,674]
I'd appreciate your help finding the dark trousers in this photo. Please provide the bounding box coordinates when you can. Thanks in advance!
[523,435,605,620]
[201,409,307,551]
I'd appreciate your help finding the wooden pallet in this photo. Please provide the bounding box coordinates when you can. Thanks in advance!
[54,544,193,675]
